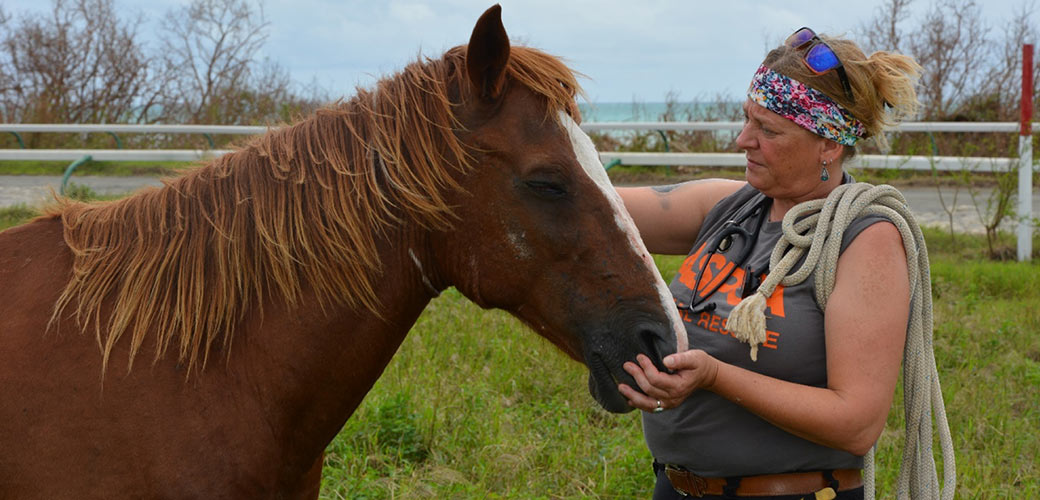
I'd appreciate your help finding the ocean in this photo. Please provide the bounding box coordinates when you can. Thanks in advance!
[577,101,741,122]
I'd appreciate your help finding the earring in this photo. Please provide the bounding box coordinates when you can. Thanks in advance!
[821,160,830,181]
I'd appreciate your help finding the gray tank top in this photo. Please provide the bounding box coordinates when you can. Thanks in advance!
[643,179,885,476]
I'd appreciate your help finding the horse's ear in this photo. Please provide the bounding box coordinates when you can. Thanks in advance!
[466,4,510,101]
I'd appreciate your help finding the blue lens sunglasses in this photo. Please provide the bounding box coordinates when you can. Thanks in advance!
[786,27,855,105]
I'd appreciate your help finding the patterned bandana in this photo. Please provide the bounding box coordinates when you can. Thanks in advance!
[747,64,866,146]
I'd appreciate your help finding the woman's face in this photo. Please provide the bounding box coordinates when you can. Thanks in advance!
[736,99,834,203]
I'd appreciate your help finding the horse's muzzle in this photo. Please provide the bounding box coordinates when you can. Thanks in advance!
[584,319,677,413]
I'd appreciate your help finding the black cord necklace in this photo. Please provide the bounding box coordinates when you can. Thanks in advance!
[684,195,772,315]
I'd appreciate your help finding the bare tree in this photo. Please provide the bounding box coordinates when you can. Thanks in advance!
[856,0,1037,258]
[244,59,329,124]
[0,7,12,121]
[907,0,991,119]
[858,0,914,54]
[986,1,1040,119]
[0,0,325,148]
[0,0,160,127]
[158,0,269,125]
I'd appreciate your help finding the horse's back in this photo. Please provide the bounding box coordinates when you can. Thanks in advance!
[0,216,88,495]
[0,215,70,320]
[0,216,76,377]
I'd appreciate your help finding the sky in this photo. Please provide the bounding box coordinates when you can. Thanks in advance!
[1,0,1034,103]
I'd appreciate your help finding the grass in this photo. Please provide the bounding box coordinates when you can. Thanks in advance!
[1,196,1037,499]
[0,204,39,230]
[0,160,188,177]
[314,238,1038,499]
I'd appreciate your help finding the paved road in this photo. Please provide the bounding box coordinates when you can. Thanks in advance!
[899,185,1038,234]
[0,175,164,208]
[2,174,1037,234]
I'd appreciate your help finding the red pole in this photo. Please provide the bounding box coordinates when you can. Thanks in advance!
[1019,44,1035,261]
[1023,44,1034,137]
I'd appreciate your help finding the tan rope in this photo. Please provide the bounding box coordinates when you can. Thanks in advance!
[727,183,956,499]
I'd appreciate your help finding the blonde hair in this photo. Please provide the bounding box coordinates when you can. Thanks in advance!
[763,34,922,156]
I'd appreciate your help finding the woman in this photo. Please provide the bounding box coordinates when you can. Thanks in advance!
[616,28,922,500]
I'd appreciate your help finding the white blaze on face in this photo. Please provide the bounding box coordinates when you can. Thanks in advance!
[559,112,688,353]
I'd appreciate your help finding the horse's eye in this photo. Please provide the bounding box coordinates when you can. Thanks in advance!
[524,180,568,199]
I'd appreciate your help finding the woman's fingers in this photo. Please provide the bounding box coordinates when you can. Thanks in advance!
[617,382,657,411]
[619,351,721,412]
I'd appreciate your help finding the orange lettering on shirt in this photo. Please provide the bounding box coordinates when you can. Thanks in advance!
[721,270,787,319]
[763,330,780,349]
[708,314,721,333]
[676,243,708,291]
[765,284,785,318]
[721,267,746,306]
[697,312,710,329]
[698,256,734,297]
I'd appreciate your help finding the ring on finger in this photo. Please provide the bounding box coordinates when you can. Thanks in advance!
[653,400,664,413]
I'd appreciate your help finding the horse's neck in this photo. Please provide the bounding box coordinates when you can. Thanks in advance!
[237,231,438,460]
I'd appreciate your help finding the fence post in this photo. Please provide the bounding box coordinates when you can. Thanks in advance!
[60,155,93,196]
[7,131,26,149]
[106,131,123,149]
[1018,44,1034,262]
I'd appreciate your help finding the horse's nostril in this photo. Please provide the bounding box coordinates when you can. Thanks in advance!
[638,327,668,372]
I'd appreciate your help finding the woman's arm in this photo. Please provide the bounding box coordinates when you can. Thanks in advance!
[619,221,909,456]
[616,179,745,255]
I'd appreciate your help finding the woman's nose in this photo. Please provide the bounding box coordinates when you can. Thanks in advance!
[735,123,755,150]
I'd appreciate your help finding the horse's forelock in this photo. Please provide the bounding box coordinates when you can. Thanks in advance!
[504,46,584,124]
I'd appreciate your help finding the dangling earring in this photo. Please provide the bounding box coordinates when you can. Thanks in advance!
[821,159,830,181]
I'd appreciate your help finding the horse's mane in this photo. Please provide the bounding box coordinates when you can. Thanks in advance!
[47,45,581,373]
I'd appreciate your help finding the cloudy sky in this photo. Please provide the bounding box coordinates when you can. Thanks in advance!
[2,0,1034,103]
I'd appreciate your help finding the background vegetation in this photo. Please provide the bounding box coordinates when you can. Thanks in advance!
[0,0,328,150]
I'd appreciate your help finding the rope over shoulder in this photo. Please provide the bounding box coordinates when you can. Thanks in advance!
[726,183,956,499]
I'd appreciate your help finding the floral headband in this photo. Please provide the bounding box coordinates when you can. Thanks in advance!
[747,64,866,146]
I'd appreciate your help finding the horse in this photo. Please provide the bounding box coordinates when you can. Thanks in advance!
[0,5,685,498]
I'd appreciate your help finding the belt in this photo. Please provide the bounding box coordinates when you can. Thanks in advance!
[664,466,862,497]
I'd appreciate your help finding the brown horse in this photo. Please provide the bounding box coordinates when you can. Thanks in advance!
[0,5,684,499]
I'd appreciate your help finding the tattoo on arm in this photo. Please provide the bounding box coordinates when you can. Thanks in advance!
[649,182,687,211]
[651,183,684,195]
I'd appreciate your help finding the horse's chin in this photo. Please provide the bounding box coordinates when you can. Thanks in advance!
[586,359,636,414]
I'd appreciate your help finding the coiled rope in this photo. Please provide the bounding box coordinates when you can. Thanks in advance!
[726,183,956,499]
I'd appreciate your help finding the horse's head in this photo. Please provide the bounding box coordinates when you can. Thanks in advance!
[430,5,687,413]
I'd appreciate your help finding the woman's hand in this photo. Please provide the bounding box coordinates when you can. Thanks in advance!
[618,349,720,413]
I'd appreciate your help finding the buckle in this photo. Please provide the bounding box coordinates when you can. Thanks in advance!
[664,464,708,497]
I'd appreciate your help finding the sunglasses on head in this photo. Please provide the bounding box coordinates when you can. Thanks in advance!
[786,27,855,105]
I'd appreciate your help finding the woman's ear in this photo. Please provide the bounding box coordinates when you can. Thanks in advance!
[819,138,845,165]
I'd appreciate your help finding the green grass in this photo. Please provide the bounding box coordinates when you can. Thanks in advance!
[0,204,40,230]
[314,244,1038,499]
[1,197,1037,498]
[0,160,188,177]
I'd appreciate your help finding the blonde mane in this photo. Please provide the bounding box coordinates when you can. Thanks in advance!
[48,45,581,373]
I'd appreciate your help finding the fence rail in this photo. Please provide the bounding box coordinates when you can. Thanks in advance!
[581,121,1034,133]
[0,124,269,134]
[0,149,231,162]
[0,148,1014,173]
[2,121,1035,172]
[2,121,1036,260]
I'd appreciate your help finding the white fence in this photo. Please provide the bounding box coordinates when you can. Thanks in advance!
[1,121,1037,260]
[1,121,1032,167]
[584,121,1031,172]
